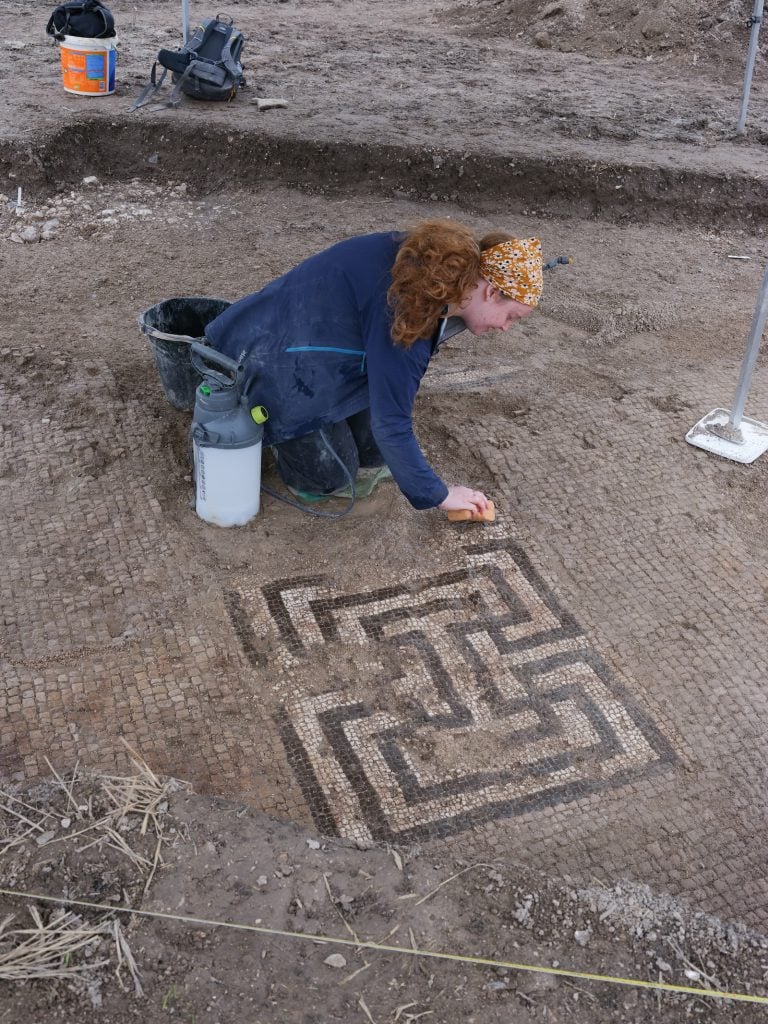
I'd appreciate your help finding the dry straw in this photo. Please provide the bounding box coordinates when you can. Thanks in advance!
[0,741,180,987]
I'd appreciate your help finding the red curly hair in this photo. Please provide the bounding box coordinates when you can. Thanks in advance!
[387,221,514,347]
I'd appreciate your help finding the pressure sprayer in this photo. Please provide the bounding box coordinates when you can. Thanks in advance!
[189,342,268,527]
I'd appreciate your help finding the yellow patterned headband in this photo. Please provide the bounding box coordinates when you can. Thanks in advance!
[480,238,543,307]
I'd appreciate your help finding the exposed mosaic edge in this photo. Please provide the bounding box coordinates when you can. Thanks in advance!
[230,536,679,844]
[420,367,522,394]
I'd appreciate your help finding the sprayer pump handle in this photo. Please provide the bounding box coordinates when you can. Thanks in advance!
[190,341,243,389]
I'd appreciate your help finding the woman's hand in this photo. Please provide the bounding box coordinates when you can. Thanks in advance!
[439,485,491,514]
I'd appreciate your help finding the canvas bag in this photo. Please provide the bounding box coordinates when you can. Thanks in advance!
[46,0,116,41]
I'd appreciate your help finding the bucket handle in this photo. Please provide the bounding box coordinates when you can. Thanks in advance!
[141,326,202,345]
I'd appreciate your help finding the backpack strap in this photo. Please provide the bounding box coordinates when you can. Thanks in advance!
[129,61,168,111]
[129,43,197,111]
[165,62,195,107]
[46,6,72,41]
[145,61,196,111]
[185,18,218,58]
[88,0,113,38]
[218,28,244,82]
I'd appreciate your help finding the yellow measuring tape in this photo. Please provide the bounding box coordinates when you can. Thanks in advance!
[1,888,765,1005]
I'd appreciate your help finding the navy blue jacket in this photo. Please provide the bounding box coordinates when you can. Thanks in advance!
[205,232,455,509]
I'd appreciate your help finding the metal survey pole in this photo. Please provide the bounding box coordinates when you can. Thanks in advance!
[737,0,765,134]
[729,260,768,428]
[181,0,190,43]
[686,260,768,463]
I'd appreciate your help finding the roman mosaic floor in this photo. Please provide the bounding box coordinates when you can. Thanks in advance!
[2,209,768,935]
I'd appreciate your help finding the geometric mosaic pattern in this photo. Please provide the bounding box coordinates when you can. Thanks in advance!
[228,534,678,844]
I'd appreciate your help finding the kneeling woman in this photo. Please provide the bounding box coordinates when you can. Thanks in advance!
[205,219,542,515]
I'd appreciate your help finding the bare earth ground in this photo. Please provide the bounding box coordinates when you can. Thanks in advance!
[2,0,768,1020]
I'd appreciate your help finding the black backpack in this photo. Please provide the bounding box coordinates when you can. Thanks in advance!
[131,15,245,111]
[46,0,115,40]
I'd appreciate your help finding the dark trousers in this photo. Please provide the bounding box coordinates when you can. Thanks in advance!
[273,409,385,494]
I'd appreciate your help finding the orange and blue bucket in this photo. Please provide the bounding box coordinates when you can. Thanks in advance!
[59,34,117,95]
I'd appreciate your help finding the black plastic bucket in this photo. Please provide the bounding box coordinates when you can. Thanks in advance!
[138,296,232,411]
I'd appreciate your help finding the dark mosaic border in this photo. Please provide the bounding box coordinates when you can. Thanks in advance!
[276,647,678,844]
[230,538,679,843]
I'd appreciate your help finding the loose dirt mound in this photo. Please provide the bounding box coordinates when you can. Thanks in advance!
[448,0,759,72]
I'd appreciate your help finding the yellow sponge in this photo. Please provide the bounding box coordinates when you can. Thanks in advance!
[447,500,496,523]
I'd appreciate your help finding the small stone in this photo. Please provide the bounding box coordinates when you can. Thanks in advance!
[82,175,100,186]
[42,218,60,232]
[324,953,346,969]
[256,875,268,886]
[514,897,533,925]
[574,929,591,947]
[61,817,71,829]
[306,839,321,850]
[533,31,551,48]
[10,233,23,243]
[641,15,665,39]
[19,226,39,243]
[656,959,672,973]
[517,970,558,995]
[35,830,56,846]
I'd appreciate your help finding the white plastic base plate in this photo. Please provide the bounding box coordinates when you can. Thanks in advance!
[686,408,768,464]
